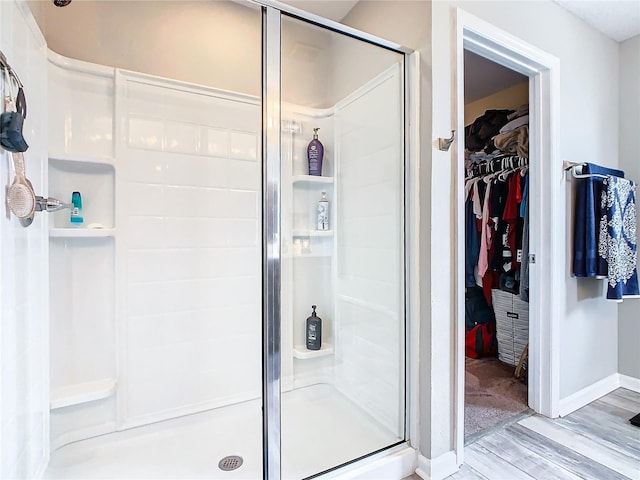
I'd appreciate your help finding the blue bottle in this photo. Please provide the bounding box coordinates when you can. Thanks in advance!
[307,128,324,176]
[70,191,83,226]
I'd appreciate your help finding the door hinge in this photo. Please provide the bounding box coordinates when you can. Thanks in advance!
[529,253,536,264]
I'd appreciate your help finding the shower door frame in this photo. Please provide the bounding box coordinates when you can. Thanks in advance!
[257,2,416,478]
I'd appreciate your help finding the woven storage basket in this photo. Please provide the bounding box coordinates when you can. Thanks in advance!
[491,289,529,366]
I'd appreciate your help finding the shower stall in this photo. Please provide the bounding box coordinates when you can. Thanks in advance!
[4,1,412,478]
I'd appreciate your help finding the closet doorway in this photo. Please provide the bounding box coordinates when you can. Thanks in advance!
[452,10,563,461]
[463,50,531,442]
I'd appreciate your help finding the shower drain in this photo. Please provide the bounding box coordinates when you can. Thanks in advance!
[218,455,244,471]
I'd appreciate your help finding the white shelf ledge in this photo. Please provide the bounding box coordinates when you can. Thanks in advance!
[292,230,333,237]
[293,253,332,259]
[292,175,333,185]
[51,378,117,410]
[50,228,115,238]
[293,344,334,359]
[49,151,115,168]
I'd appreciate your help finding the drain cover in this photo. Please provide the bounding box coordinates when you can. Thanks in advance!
[218,455,243,471]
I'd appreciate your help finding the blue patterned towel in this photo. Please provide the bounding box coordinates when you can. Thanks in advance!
[599,176,639,301]
[573,163,625,277]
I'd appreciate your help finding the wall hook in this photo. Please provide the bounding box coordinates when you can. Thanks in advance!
[438,130,455,151]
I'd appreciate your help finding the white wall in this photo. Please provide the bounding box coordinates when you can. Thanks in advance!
[0,1,49,477]
[430,0,620,459]
[119,75,262,427]
[618,34,640,381]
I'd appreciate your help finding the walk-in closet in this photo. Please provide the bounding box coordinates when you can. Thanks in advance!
[463,50,531,440]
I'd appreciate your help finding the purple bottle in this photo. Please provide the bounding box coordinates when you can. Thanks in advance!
[307,128,324,176]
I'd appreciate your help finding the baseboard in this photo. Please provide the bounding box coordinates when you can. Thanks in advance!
[618,373,640,393]
[415,451,458,480]
[558,373,619,417]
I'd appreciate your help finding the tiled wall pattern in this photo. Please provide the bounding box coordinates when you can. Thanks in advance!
[0,1,49,477]
[120,79,262,426]
[334,70,403,435]
[48,62,114,158]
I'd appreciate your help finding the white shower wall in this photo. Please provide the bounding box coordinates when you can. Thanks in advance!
[47,57,118,450]
[47,53,404,452]
[48,59,264,444]
[334,66,404,435]
[0,1,49,477]
[118,74,262,426]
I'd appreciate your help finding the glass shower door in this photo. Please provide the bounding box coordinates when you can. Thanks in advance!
[276,13,407,479]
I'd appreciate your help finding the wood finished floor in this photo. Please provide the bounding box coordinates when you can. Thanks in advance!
[404,388,640,480]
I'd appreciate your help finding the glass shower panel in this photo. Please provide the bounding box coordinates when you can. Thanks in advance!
[280,15,406,479]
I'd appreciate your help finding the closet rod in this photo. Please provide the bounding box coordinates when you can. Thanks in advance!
[467,155,528,179]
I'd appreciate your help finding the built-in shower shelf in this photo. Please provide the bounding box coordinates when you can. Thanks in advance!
[292,175,333,185]
[293,252,332,258]
[293,344,334,359]
[49,151,116,168]
[51,378,117,410]
[292,230,333,238]
[50,228,116,238]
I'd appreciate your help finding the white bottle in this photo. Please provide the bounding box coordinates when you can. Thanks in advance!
[317,191,329,231]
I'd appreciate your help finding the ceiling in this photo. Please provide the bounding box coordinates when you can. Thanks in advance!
[464,51,527,104]
[553,0,640,42]
[281,1,639,43]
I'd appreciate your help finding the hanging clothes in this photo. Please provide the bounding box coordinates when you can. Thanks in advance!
[573,163,625,277]
[466,197,481,288]
[520,175,530,302]
[598,176,639,301]
[478,180,493,277]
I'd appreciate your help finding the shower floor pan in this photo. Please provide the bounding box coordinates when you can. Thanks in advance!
[44,383,398,479]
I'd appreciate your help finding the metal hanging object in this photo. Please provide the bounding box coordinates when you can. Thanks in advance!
[438,130,455,151]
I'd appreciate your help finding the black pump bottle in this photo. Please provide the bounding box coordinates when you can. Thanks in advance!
[306,305,322,350]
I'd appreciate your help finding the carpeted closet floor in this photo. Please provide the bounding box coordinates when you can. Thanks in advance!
[465,357,530,441]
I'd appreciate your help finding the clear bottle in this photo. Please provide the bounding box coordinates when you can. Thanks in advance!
[317,191,329,231]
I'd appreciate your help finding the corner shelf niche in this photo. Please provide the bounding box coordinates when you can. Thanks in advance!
[292,175,333,185]
[292,229,333,238]
[293,344,334,359]
[51,378,117,410]
[50,228,116,238]
[48,155,115,229]
[49,151,115,168]
[48,150,117,425]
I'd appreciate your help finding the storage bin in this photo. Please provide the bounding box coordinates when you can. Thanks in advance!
[491,289,529,366]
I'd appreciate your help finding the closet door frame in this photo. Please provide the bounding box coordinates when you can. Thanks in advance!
[452,8,561,464]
